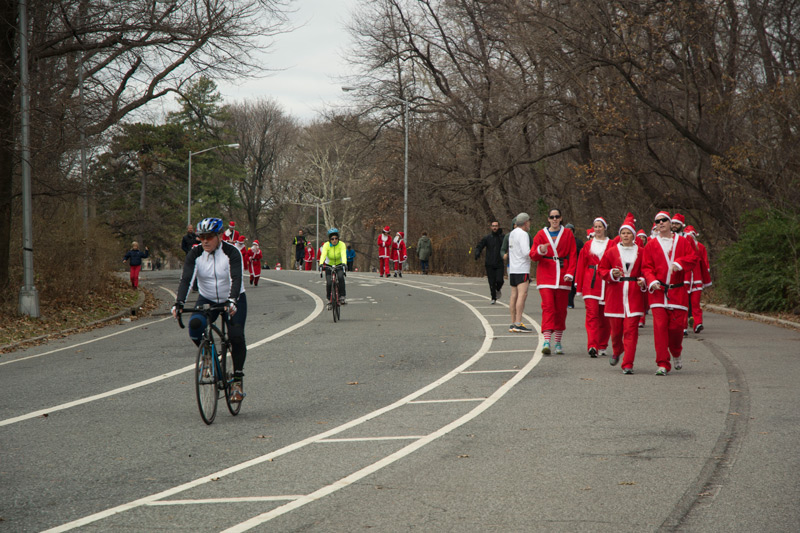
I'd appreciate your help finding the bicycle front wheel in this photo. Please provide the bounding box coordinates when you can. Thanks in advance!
[332,283,340,322]
[222,343,241,416]
[196,340,218,424]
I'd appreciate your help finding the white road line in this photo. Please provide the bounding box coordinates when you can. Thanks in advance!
[0,279,323,428]
[0,316,173,367]
[408,398,486,404]
[318,436,424,443]
[461,369,520,374]
[44,280,542,533]
[146,496,301,506]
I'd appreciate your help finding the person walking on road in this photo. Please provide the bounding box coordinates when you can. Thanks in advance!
[575,217,611,358]
[304,241,315,271]
[123,241,149,289]
[391,231,407,277]
[684,226,712,334]
[417,231,432,274]
[347,245,356,272]
[293,229,306,270]
[377,226,392,277]
[642,210,697,375]
[181,225,198,255]
[530,208,577,354]
[475,221,505,304]
[249,240,263,286]
[507,213,533,332]
[599,214,647,374]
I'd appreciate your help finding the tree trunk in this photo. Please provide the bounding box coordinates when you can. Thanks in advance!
[0,0,17,289]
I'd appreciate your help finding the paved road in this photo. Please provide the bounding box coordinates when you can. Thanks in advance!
[1,269,798,532]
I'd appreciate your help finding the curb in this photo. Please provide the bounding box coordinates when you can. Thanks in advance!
[0,290,148,353]
[703,303,800,331]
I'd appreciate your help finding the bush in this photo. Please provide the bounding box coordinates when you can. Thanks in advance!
[717,207,800,313]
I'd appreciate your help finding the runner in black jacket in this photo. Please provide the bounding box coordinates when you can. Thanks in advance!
[475,221,505,304]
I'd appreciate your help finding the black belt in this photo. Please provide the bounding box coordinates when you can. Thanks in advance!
[589,265,598,288]
[619,276,638,281]
[659,282,683,289]
[543,254,568,268]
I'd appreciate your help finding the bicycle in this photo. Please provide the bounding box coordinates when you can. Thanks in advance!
[323,264,346,322]
[177,303,241,424]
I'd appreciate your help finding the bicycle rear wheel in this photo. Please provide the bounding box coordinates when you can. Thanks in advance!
[195,340,218,424]
[222,342,241,416]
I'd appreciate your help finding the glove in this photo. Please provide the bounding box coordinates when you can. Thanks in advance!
[226,298,237,315]
[171,302,183,318]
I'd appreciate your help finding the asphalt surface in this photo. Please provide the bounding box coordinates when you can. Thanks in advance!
[1,269,798,532]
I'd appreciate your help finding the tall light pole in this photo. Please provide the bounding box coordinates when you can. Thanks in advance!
[18,0,39,317]
[315,197,351,270]
[342,86,410,240]
[187,143,239,226]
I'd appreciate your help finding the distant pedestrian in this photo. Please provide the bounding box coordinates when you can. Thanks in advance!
[507,213,533,332]
[222,221,239,243]
[293,229,306,270]
[417,231,432,274]
[575,217,611,358]
[181,225,198,255]
[304,241,315,271]
[249,240,263,286]
[123,241,149,289]
[530,208,577,355]
[391,231,407,277]
[475,221,505,304]
[347,245,356,272]
[377,226,392,277]
[684,226,711,334]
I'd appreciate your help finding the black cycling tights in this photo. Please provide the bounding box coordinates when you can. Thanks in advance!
[188,293,247,374]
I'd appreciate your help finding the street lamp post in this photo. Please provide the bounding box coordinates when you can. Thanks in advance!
[342,86,410,240]
[187,143,239,226]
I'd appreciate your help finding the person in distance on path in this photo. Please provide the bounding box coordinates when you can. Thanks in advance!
[575,217,611,358]
[507,213,533,333]
[475,221,505,304]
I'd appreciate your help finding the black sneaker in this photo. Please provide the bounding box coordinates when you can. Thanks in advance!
[589,347,598,358]
[694,324,704,334]
[515,324,532,333]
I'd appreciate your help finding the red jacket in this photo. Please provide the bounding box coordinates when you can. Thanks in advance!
[599,243,647,317]
[241,247,253,273]
[391,237,407,262]
[641,234,697,311]
[530,227,577,290]
[249,247,262,275]
[686,239,711,292]
[575,238,610,301]
[377,234,391,259]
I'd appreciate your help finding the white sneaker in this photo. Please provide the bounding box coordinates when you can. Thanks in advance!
[655,367,668,376]
[673,357,682,370]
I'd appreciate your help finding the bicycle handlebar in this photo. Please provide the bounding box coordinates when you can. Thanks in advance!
[176,302,229,329]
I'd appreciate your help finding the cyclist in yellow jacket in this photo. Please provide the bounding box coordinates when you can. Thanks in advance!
[319,227,348,308]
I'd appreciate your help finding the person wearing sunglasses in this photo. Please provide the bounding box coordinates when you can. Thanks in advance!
[575,216,612,358]
[173,217,248,402]
[530,208,577,354]
[641,211,698,376]
[319,228,348,307]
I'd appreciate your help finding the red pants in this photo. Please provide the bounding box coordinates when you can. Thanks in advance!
[584,299,610,351]
[393,261,403,272]
[129,265,141,288]
[651,307,687,371]
[250,273,260,286]
[690,290,703,326]
[539,288,569,331]
[609,316,640,370]
[379,257,391,276]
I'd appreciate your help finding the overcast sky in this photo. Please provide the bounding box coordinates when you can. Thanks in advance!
[216,0,359,123]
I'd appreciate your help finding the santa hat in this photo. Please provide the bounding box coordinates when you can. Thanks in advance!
[398,231,404,237]
[671,213,685,227]
[237,235,245,242]
[382,226,390,233]
[586,228,594,238]
[593,216,608,228]
[684,225,698,238]
[654,210,671,221]
[636,229,647,238]
[619,213,637,234]
[229,221,236,227]
[252,239,259,245]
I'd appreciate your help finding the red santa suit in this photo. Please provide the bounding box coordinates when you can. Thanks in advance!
[641,211,698,372]
[222,221,240,243]
[249,241,262,286]
[599,215,647,371]
[684,226,711,333]
[575,217,611,356]
[241,242,253,276]
[377,226,392,277]
[391,232,407,276]
[530,225,577,333]
[303,243,315,271]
